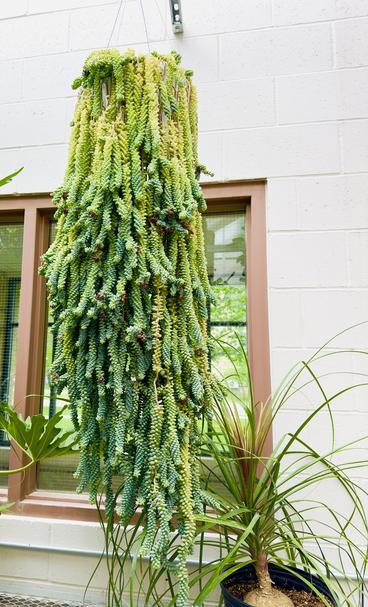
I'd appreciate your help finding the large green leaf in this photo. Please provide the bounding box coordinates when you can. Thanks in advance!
[0,168,23,188]
[0,403,77,474]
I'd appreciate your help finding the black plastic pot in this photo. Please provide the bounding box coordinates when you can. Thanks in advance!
[220,563,337,607]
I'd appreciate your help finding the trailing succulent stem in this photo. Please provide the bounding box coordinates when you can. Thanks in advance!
[41,48,218,606]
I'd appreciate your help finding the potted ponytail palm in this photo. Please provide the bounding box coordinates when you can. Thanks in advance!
[194,334,368,607]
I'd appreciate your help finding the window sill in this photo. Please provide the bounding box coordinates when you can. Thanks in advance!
[10,491,101,522]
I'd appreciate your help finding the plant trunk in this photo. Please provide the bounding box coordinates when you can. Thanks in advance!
[243,553,294,607]
[256,553,273,593]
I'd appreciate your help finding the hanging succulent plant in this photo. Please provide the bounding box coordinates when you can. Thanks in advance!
[40,48,218,605]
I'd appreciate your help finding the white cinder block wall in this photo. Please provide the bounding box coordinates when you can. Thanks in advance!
[0,0,368,602]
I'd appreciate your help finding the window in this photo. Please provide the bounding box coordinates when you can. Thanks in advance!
[0,182,270,519]
[204,209,247,389]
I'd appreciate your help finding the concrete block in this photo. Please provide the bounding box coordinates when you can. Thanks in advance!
[276,71,338,124]
[0,13,69,60]
[300,289,368,348]
[0,0,28,20]
[335,0,368,19]
[223,123,340,179]
[267,178,298,231]
[339,67,368,119]
[341,119,368,172]
[181,0,271,36]
[22,51,86,100]
[0,60,23,104]
[220,24,333,80]
[273,0,337,25]
[0,99,70,149]
[335,17,368,68]
[297,175,368,230]
[268,232,347,288]
[0,144,68,194]
[347,231,368,286]
[198,78,275,131]
[269,290,303,348]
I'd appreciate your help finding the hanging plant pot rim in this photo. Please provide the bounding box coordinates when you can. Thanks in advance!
[220,563,337,607]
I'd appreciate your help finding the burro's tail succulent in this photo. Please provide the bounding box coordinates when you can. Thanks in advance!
[40,48,217,606]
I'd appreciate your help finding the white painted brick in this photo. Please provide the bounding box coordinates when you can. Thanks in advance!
[347,232,368,287]
[0,145,68,194]
[0,515,50,545]
[269,290,303,348]
[0,60,23,104]
[0,548,49,580]
[276,71,339,124]
[339,67,368,119]
[293,479,368,546]
[197,78,274,132]
[198,132,223,182]
[223,123,340,179]
[335,0,368,19]
[341,119,368,173]
[270,347,362,414]
[153,36,219,83]
[50,520,104,551]
[267,178,298,231]
[0,0,28,19]
[270,347,311,389]
[335,17,368,68]
[297,175,368,230]
[22,51,87,100]
[29,0,116,12]
[0,13,69,60]
[181,0,271,36]
[300,290,368,349]
[268,232,347,288]
[0,100,70,148]
[275,410,367,456]
[272,0,337,25]
[219,24,333,80]
[49,553,108,587]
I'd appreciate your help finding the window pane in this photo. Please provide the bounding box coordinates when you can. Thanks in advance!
[0,223,23,485]
[203,211,247,392]
[38,222,78,492]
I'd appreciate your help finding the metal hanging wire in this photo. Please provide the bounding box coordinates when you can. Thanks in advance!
[107,0,128,48]
[153,0,167,34]
[139,0,151,52]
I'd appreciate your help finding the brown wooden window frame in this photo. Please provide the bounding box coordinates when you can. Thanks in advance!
[0,180,270,521]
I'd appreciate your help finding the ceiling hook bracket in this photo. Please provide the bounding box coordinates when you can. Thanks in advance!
[169,0,183,33]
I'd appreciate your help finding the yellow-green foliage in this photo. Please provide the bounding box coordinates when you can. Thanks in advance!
[41,48,217,606]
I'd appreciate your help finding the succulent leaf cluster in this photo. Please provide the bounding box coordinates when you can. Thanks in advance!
[40,48,217,605]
